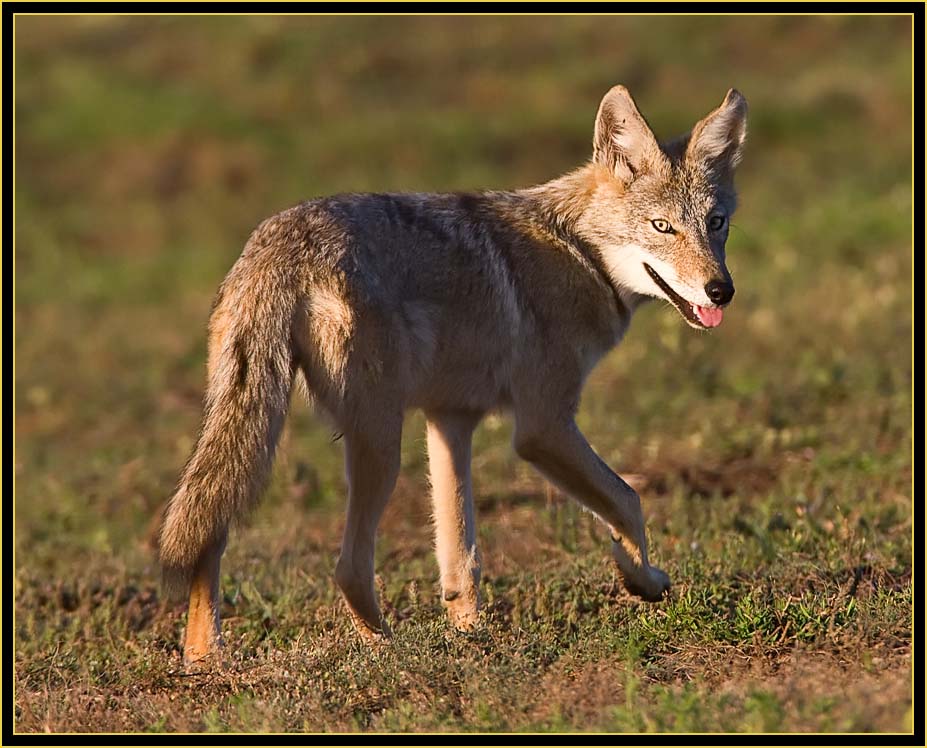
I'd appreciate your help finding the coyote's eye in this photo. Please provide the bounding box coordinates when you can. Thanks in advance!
[651,219,674,234]
[708,215,727,231]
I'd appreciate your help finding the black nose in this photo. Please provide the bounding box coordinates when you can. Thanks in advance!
[705,279,735,305]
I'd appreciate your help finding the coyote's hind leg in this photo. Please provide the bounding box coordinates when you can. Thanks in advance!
[183,529,227,667]
[334,413,403,643]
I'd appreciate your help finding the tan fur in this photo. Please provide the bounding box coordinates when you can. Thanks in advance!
[159,86,747,665]
[426,411,482,629]
[305,283,356,390]
[182,532,226,665]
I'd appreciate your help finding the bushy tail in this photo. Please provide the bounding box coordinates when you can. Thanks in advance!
[159,256,298,598]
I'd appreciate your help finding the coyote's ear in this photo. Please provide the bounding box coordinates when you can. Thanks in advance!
[686,89,748,176]
[592,85,664,184]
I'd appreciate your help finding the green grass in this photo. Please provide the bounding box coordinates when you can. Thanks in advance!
[14,14,912,734]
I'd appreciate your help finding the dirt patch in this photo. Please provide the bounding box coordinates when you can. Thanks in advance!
[529,656,628,728]
[624,451,785,500]
[710,651,912,732]
[528,643,912,732]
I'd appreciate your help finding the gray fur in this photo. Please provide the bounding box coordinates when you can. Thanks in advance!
[158,86,747,661]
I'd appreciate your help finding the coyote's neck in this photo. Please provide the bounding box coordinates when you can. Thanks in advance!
[512,165,643,315]
[517,164,649,315]
[518,163,602,228]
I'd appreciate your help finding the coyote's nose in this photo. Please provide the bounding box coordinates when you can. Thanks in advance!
[705,279,735,306]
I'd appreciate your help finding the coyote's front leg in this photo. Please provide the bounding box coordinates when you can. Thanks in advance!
[426,410,483,630]
[513,418,670,601]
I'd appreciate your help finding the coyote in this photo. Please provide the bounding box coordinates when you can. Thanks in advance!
[159,85,747,664]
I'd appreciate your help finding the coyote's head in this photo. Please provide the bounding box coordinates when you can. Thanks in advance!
[578,86,747,329]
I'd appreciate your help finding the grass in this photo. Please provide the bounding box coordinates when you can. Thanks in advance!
[14,14,913,734]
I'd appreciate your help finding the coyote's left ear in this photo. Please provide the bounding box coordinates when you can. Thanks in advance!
[687,89,748,176]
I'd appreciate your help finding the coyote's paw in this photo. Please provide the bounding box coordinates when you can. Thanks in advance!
[182,641,224,672]
[182,622,224,671]
[346,607,393,647]
[620,565,671,602]
[442,585,481,631]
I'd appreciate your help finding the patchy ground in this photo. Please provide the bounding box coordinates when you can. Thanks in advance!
[14,14,912,734]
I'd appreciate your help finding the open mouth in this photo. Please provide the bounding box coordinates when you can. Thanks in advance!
[643,263,724,329]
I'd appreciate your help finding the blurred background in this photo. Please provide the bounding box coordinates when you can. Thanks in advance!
[15,15,912,733]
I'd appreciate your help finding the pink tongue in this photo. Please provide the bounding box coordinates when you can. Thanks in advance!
[694,305,724,328]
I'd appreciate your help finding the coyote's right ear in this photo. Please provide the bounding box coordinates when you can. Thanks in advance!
[592,85,664,184]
